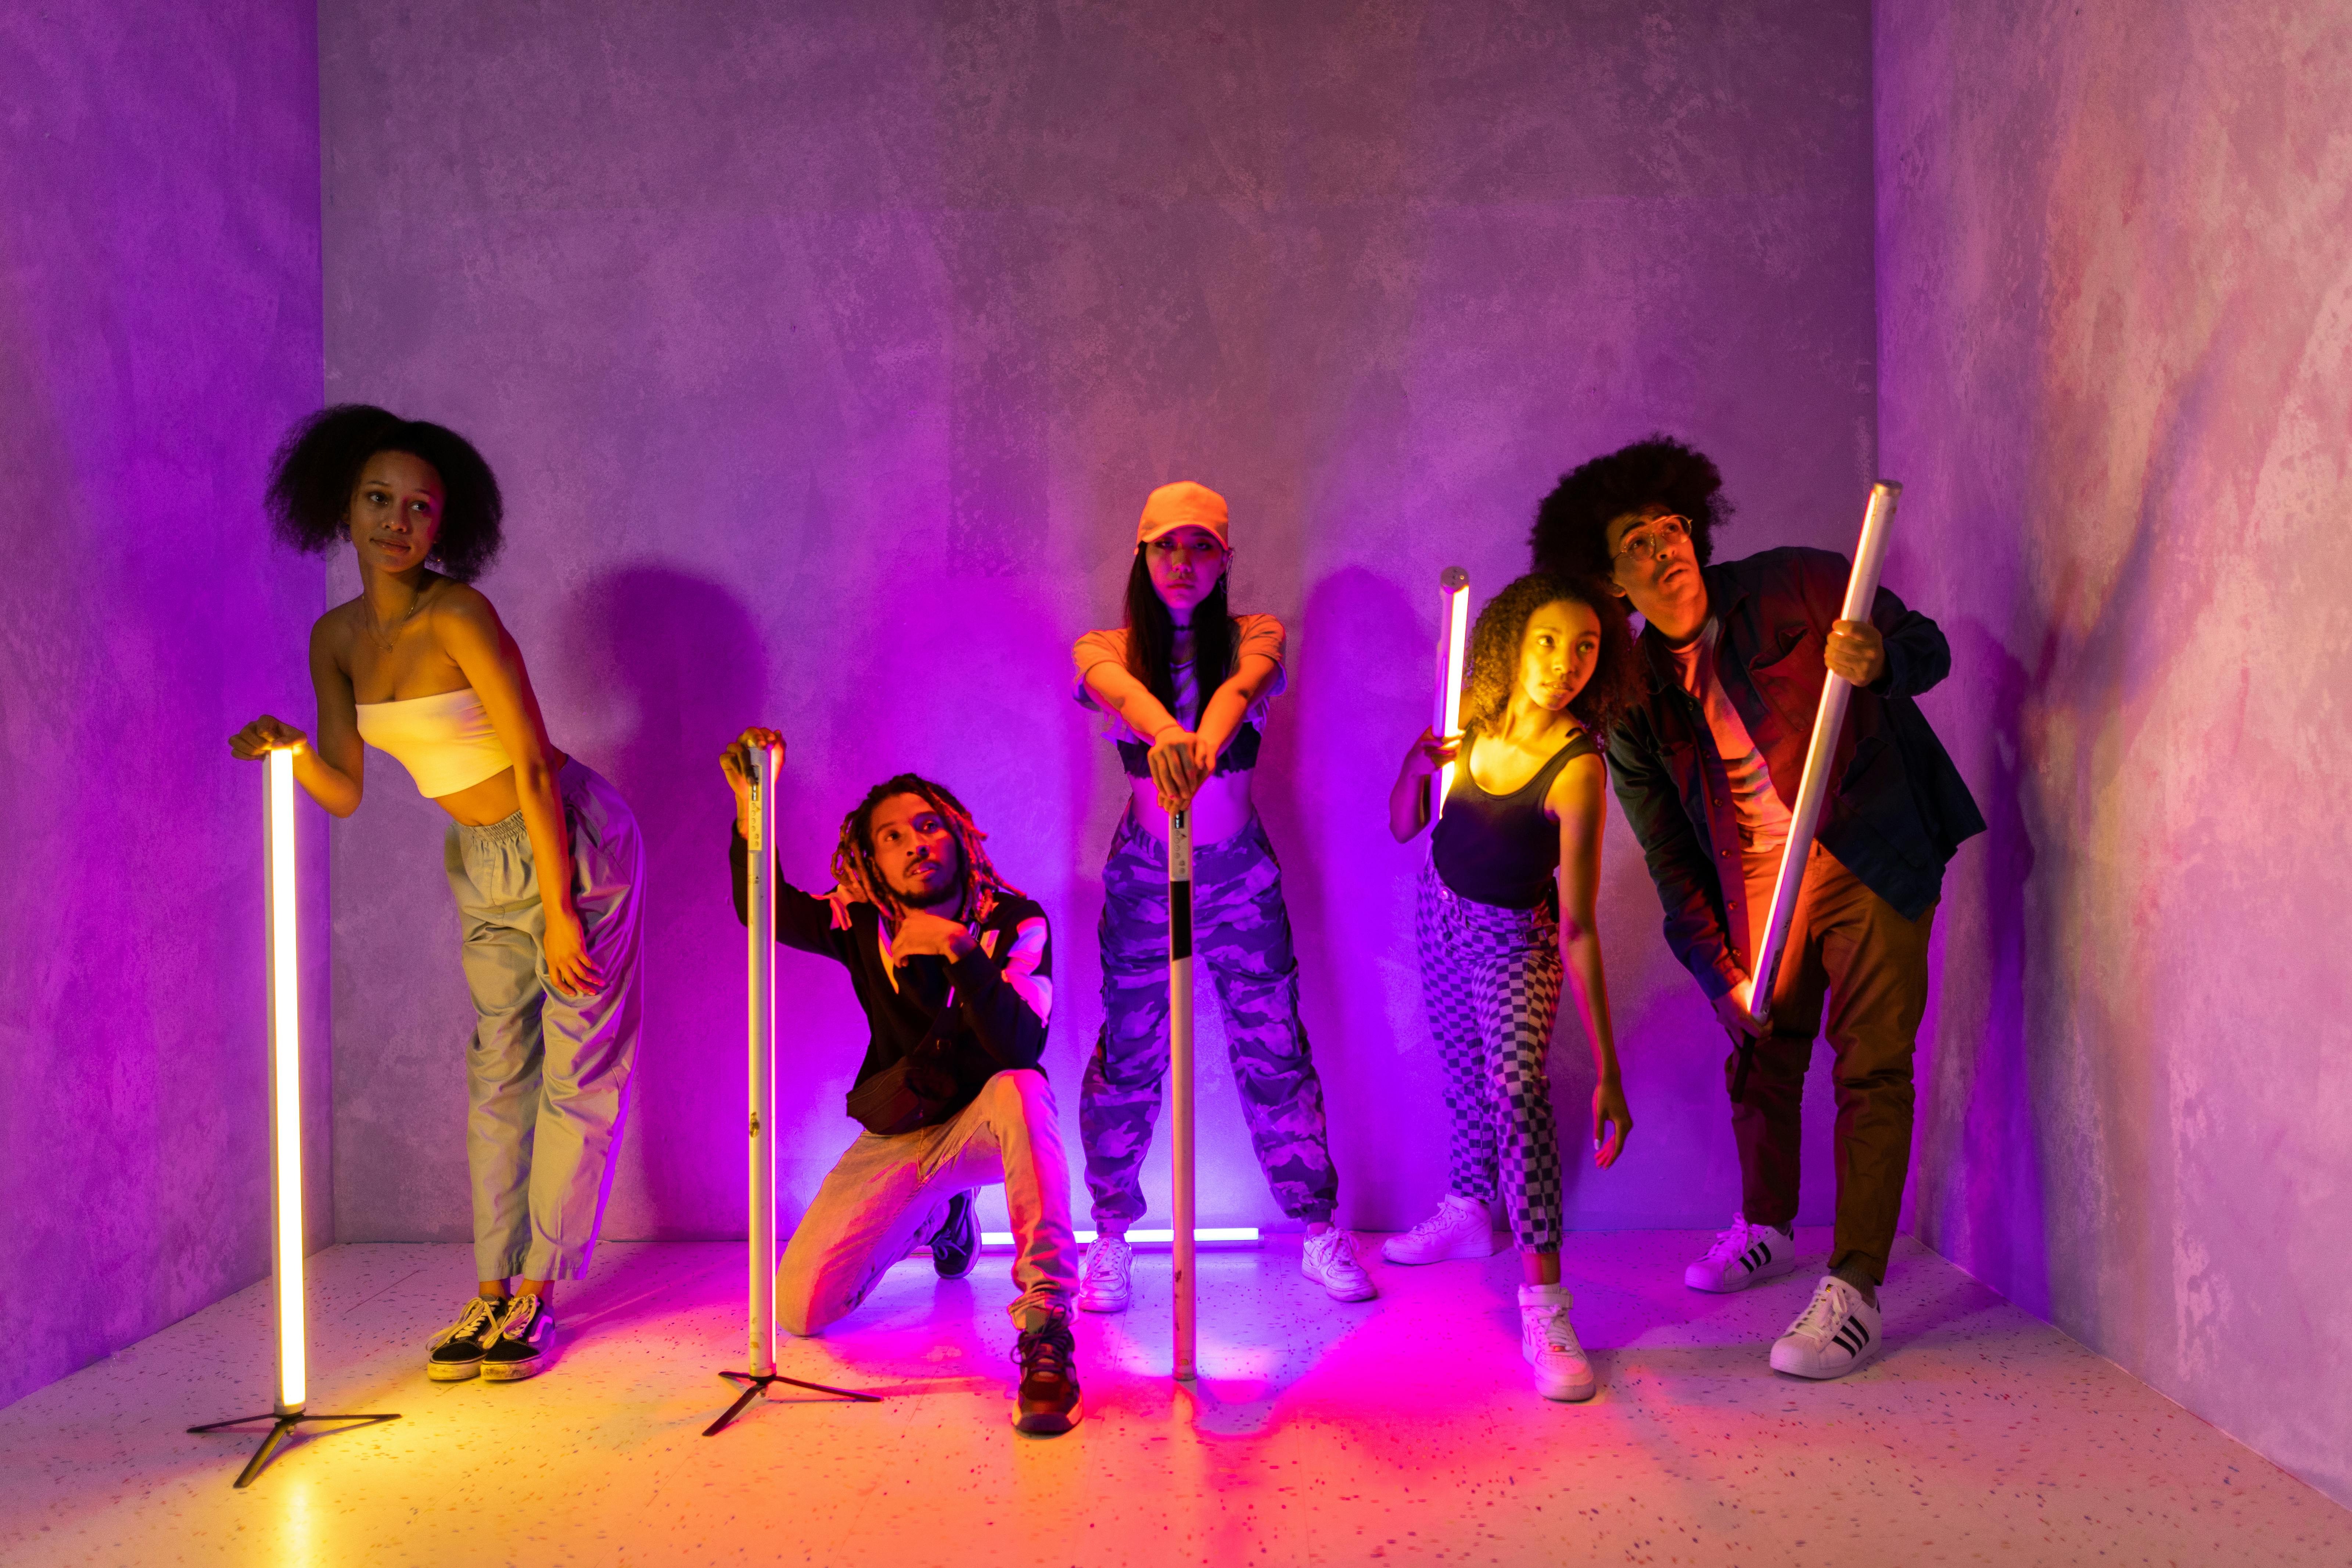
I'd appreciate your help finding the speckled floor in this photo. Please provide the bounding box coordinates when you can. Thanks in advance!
[3,1231,2345,1566]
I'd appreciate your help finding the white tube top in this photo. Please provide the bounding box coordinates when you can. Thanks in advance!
[355,688,514,798]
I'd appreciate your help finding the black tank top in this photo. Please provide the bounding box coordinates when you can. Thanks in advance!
[1430,729,1601,910]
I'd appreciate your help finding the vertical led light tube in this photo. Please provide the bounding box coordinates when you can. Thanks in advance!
[702,735,875,1434]
[1433,567,1471,816]
[1748,482,1903,1009]
[265,747,306,1415]
[1168,807,1196,1383]
[190,751,396,1481]
[745,742,778,1382]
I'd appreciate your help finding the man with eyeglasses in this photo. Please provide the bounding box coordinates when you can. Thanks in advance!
[1530,437,1982,1381]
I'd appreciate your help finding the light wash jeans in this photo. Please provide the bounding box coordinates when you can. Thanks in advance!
[444,759,644,1282]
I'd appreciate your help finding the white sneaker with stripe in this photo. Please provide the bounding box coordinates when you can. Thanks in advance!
[1517,1283,1595,1402]
[1683,1212,1798,1293]
[1770,1275,1883,1379]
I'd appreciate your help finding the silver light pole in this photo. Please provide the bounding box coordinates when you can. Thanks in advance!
[1169,805,1197,1382]
[708,739,876,1433]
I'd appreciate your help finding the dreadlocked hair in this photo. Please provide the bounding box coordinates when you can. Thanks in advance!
[830,773,1023,925]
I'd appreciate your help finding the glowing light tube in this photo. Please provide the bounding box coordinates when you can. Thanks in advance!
[1168,807,1196,1382]
[700,735,876,1433]
[1433,567,1471,815]
[979,1228,1260,1249]
[265,748,306,1415]
[745,742,779,1381]
[1748,482,1904,1012]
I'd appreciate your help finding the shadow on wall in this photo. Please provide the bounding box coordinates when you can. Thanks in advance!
[556,565,767,1237]
[1286,563,1447,1228]
[1929,620,2050,1318]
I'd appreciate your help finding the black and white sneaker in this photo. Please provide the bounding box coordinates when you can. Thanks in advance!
[1684,1212,1798,1293]
[1770,1275,1883,1379]
[1011,1313,1082,1435]
[426,1295,509,1382]
[479,1294,558,1382]
[931,1191,979,1280]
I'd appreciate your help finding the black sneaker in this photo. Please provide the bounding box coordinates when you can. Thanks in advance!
[426,1296,509,1382]
[932,1191,979,1280]
[1010,1312,1082,1435]
[480,1293,558,1382]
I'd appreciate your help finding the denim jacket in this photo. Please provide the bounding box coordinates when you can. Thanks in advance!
[1604,547,1985,1001]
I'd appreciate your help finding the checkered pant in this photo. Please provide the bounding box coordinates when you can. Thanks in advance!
[1414,857,1565,1253]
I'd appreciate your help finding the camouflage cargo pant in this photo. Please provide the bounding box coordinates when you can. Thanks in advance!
[1080,810,1339,1228]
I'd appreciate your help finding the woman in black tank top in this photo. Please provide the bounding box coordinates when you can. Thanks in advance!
[1382,571,1648,1401]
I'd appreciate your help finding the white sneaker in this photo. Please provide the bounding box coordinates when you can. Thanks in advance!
[1381,1193,1502,1265]
[1077,1236,1133,1313]
[1770,1275,1884,1379]
[1517,1284,1595,1401]
[1300,1230,1378,1302]
[1684,1212,1798,1293]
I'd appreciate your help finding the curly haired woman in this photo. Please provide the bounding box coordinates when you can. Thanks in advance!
[229,406,643,1385]
[1383,571,1646,1400]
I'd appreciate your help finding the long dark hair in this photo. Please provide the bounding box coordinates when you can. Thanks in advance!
[265,403,506,582]
[1459,573,1646,739]
[1121,547,1236,720]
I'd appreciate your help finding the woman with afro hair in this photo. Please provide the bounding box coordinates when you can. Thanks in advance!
[230,405,643,1386]
[1383,571,1645,1402]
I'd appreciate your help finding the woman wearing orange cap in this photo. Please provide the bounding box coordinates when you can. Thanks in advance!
[1068,482,1374,1313]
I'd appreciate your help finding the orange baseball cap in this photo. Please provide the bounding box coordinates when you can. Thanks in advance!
[1137,481,1230,549]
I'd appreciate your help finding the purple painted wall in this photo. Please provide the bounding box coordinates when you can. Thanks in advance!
[1878,0,2352,1509]
[0,3,325,1409]
[317,0,1881,1250]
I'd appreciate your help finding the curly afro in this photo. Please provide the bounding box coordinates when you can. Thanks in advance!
[266,404,505,582]
[1529,436,1732,583]
[1458,572,1648,740]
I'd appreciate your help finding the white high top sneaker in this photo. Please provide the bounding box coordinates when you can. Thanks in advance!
[1684,1212,1798,1292]
[1381,1193,1502,1265]
[1077,1236,1134,1313]
[1517,1283,1595,1401]
[1301,1229,1379,1302]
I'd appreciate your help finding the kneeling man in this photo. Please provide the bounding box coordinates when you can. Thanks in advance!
[721,728,1082,1435]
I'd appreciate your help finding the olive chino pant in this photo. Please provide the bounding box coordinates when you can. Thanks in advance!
[1732,841,1936,1287]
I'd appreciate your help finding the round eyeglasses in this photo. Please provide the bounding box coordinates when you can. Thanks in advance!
[1613,515,1691,563]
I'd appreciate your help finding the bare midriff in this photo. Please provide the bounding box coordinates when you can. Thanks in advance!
[359,674,568,829]
[428,754,568,828]
[1126,766,1256,848]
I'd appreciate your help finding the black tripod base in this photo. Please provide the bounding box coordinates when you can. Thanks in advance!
[703,1369,879,1436]
[188,1410,402,1489]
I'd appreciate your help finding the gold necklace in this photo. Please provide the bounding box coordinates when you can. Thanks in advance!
[366,582,431,653]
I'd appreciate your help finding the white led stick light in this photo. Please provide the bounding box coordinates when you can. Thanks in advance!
[707,738,876,1434]
[190,747,398,1488]
[1433,567,1471,817]
[1746,482,1904,1015]
[1168,805,1197,1382]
